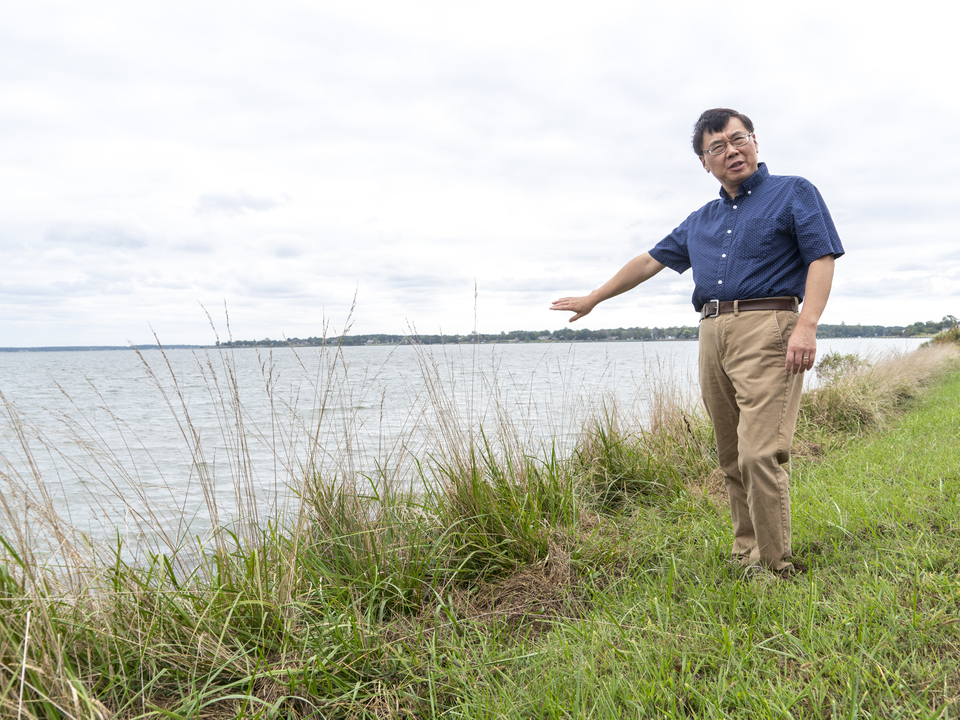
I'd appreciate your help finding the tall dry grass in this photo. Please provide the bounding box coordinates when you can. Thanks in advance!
[2,330,959,717]
[573,351,716,512]
[0,326,625,716]
[800,342,960,440]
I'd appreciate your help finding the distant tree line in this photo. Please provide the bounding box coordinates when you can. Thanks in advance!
[215,315,959,348]
[5,317,955,352]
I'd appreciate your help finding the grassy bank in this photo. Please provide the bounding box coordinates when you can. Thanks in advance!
[2,340,959,718]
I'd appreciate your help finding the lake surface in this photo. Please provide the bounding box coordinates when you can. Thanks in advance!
[0,337,924,556]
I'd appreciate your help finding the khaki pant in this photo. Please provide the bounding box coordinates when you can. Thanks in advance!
[698,308,804,573]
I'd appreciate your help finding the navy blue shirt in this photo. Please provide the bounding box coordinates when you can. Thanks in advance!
[649,163,844,312]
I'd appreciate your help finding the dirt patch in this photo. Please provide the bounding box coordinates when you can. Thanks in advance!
[447,539,584,634]
[791,438,825,460]
[390,525,629,645]
[702,468,726,498]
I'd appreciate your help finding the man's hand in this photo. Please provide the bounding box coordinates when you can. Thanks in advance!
[785,254,836,374]
[785,320,817,374]
[550,295,597,322]
[549,253,667,323]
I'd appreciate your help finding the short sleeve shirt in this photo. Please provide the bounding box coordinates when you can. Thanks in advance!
[649,163,844,312]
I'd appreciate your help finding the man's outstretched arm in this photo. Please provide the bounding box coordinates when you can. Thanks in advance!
[550,252,666,322]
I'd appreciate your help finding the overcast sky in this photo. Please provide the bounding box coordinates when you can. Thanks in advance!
[2,1,957,347]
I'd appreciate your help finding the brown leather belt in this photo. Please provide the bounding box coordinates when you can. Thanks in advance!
[700,296,798,320]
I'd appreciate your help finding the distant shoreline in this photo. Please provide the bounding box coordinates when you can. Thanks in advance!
[0,344,207,353]
[2,338,697,352]
[0,334,938,353]
[2,319,949,352]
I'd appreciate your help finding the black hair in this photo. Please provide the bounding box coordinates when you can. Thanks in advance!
[692,108,755,156]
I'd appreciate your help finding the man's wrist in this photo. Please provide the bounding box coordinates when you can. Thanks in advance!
[587,289,605,307]
[795,312,820,331]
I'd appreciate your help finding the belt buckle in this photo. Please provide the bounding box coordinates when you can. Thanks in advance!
[702,299,720,319]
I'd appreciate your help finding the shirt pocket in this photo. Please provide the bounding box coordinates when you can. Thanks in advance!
[738,218,775,261]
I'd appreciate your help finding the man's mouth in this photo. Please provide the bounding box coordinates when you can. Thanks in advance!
[728,161,746,171]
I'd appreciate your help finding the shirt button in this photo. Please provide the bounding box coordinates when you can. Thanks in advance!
[733,205,738,209]
[722,253,726,258]
[747,190,752,195]
[718,280,723,284]
[727,230,732,234]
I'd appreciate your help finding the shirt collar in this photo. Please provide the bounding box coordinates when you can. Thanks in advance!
[720,162,769,202]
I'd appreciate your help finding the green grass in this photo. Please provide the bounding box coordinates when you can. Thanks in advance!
[2,342,959,718]
[449,365,960,719]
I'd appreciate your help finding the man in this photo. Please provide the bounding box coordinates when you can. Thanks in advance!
[551,108,843,576]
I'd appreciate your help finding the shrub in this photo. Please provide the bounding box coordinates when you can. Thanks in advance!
[924,324,960,348]
[801,343,960,439]
[815,351,869,385]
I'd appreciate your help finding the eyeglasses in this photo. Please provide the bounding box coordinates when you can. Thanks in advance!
[704,132,754,156]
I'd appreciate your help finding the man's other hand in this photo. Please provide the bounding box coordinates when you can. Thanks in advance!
[785,321,817,374]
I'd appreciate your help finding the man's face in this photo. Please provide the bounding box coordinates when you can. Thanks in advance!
[699,118,759,195]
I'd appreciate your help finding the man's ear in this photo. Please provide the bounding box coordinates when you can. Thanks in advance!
[700,154,711,174]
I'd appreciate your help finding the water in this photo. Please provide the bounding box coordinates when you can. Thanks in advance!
[0,337,924,555]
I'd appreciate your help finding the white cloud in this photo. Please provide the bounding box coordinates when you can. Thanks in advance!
[195,192,284,216]
[1,1,958,346]
[44,222,150,250]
